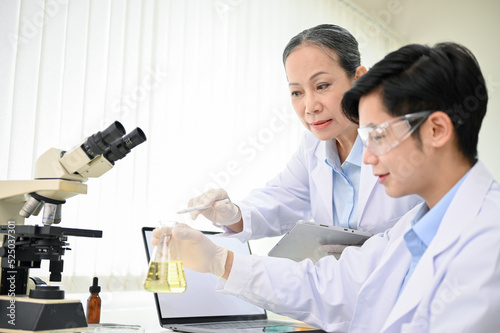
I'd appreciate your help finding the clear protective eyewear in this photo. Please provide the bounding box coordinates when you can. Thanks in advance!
[357,110,432,156]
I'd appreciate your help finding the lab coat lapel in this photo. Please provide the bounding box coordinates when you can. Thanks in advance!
[311,141,333,223]
[351,225,412,332]
[382,250,435,331]
[381,161,493,331]
[357,159,378,222]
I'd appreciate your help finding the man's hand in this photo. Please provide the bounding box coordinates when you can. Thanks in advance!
[153,224,229,277]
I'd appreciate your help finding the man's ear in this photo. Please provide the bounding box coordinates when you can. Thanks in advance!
[424,111,454,148]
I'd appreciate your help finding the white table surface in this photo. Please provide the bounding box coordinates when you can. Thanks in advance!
[67,290,297,333]
[68,290,172,332]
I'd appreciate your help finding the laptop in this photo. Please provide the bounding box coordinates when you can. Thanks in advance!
[141,227,325,333]
[268,220,373,263]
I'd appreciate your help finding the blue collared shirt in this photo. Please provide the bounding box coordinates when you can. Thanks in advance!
[398,171,469,295]
[324,137,362,229]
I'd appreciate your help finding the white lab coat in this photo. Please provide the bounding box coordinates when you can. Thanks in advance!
[230,131,422,241]
[218,160,500,332]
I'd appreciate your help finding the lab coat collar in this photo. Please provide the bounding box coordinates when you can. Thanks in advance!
[323,137,363,169]
[357,148,378,222]
[348,136,363,167]
[312,137,373,226]
[312,140,334,222]
[381,160,494,331]
[313,138,378,226]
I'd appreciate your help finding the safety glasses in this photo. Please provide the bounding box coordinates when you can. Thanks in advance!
[357,111,431,156]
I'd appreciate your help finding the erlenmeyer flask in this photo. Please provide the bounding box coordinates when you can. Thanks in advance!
[144,221,187,293]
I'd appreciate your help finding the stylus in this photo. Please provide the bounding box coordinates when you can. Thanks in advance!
[176,199,230,214]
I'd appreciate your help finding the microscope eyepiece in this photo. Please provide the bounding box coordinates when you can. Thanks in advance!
[81,121,126,159]
[104,127,147,163]
[58,121,146,177]
[123,127,147,150]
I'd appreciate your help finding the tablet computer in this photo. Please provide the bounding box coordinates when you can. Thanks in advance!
[268,220,373,263]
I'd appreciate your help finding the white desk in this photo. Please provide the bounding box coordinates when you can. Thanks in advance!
[68,290,172,332]
[68,290,297,333]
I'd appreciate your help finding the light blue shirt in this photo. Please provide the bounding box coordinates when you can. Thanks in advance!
[398,171,469,295]
[324,137,362,229]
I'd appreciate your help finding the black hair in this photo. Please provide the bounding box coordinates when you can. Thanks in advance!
[283,24,361,78]
[342,42,487,165]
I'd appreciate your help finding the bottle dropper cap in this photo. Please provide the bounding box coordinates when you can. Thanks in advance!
[89,277,101,293]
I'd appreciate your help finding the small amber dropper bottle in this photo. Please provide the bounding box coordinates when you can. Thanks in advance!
[87,277,102,324]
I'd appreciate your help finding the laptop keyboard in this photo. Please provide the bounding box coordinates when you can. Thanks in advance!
[188,319,293,329]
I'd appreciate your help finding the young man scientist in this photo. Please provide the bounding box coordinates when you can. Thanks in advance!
[154,42,500,332]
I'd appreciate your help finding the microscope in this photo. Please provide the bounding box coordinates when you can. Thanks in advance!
[0,121,146,332]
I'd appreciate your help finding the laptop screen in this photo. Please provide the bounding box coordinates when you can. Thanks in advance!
[142,227,266,325]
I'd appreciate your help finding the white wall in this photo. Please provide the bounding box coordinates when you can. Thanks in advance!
[352,0,500,180]
[0,0,404,290]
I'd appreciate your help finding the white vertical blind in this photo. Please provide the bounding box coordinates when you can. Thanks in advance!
[0,0,403,292]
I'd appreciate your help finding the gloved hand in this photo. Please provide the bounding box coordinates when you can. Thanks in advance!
[152,224,229,277]
[188,189,242,226]
[320,244,355,259]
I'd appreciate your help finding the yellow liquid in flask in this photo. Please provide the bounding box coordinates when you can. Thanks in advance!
[144,260,187,293]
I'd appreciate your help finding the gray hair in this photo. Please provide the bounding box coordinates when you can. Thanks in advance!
[283,24,361,78]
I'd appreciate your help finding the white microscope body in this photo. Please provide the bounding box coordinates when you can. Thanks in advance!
[0,121,146,332]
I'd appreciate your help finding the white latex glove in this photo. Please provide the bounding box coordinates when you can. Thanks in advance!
[152,224,228,277]
[188,189,242,226]
[320,244,358,259]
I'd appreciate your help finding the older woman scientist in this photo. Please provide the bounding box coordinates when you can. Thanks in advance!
[186,24,421,246]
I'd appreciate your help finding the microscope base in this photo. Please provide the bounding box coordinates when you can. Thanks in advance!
[0,295,87,332]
